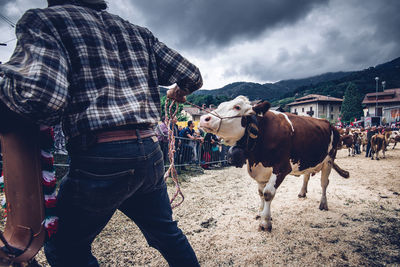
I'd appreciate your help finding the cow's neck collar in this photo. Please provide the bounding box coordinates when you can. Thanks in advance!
[236,115,259,153]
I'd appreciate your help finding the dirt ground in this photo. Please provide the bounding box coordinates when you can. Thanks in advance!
[20,147,400,266]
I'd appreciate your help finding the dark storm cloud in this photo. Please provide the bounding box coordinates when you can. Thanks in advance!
[132,0,329,49]
[0,0,43,22]
[363,0,400,59]
[222,0,400,83]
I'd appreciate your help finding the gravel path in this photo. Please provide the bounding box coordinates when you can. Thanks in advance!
[6,147,400,266]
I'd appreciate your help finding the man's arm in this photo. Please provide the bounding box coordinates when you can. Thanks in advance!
[0,9,69,126]
[150,33,202,102]
[185,129,196,140]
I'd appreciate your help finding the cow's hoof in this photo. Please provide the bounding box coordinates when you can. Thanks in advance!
[371,158,374,160]
[298,192,307,198]
[319,203,328,211]
[376,158,380,160]
[258,224,272,232]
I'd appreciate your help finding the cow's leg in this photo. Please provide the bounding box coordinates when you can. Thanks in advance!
[348,147,351,156]
[393,142,397,149]
[256,182,266,220]
[259,199,272,232]
[298,173,310,198]
[259,174,278,231]
[259,171,288,232]
[319,161,332,211]
[375,149,380,160]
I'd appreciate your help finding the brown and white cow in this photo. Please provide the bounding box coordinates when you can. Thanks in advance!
[389,131,400,149]
[370,134,386,160]
[199,96,349,232]
[360,131,368,152]
[339,134,354,156]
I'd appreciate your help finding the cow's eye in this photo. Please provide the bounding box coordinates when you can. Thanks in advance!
[234,106,241,111]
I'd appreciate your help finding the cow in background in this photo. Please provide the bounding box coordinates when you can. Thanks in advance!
[370,134,386,160]
[360,131,368,152]
[389,131,400,149]
[199,96,349,232]
[339,134,354,156]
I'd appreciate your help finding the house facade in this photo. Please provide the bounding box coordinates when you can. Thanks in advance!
[362,88,400,125]
[287,94,343,121]
[182,104,215,121]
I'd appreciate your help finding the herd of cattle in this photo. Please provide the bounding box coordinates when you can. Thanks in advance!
[199,96,399,232]
[339,126,400,160]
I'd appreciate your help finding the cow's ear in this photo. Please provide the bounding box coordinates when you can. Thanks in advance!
[252,101,271,115]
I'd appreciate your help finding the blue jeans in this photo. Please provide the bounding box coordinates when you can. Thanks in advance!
[44,136,199,267]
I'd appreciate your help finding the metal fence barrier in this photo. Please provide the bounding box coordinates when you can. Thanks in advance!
[159,135,229,170]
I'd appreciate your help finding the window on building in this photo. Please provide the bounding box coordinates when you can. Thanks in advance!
[376,107,383,116]
[330,114,333,120]
[323,105,325,112]
[294,108,297,113]
[339,106,341,112]
[302,108,304,112]
[330,106,333,112]
[310,106,313,111]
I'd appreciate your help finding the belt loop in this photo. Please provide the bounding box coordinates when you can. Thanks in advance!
[136,129,143,144]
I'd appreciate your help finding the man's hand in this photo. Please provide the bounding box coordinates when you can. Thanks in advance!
[166,85,187,103]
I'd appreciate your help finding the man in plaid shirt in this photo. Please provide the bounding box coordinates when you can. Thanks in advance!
[0,0,202,266]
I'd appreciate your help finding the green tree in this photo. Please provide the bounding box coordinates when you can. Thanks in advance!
[340,83,364,123]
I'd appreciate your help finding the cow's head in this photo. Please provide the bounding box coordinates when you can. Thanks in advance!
[199,96,270,146]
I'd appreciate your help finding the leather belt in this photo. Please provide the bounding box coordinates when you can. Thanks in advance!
[95,129,155,143]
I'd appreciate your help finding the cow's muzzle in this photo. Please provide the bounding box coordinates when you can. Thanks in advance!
[227,146,247,168]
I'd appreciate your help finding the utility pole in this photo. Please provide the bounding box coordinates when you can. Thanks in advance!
[375,77,379,116]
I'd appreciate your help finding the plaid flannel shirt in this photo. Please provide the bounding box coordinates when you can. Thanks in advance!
[0,5,202,139]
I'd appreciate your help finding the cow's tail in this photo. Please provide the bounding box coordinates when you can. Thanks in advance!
[332,162,349,178]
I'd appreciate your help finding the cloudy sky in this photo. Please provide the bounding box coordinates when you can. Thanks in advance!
[0,0,399,89]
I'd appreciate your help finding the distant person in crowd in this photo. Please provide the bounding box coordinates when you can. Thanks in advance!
[354,132,361,154]
[210,135,220,162]
[365,126,377,157]
[155,116,169,163]
[193,129,203,163]
[179,121,199,164]
[202,132,218,168]
[54,124,68,155]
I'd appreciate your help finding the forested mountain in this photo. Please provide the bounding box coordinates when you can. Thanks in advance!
[160,56,400,107]
[280,57,400,101]
[192,71,353,102]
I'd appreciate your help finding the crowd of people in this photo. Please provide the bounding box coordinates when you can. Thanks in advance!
[155,119,228,169]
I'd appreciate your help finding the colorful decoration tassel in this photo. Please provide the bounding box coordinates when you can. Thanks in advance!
[40,126,59,239]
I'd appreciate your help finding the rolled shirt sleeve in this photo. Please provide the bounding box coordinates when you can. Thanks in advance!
[0,9,69,126]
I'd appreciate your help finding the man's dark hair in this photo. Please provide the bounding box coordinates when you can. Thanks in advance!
[47,0,107,11]
[188,121,193,127]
